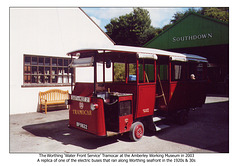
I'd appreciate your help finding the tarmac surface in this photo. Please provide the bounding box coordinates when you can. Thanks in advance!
[10,95,229,153]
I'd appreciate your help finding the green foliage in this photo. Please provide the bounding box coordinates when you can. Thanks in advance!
[105,8,160,46]
[113,63,136,82]
[170,7,229,24]
[140,26,162,46]
[170,8,201,24]
[129,64,136,75]
[201,7,229,23]
[114,63,125,81]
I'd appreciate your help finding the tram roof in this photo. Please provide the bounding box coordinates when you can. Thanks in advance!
[67,45,207,63]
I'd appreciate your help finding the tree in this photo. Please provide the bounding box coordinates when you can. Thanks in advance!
[201,7,229,23]
[105,8,160,46]
[170,7,229,24]
[170,8,201,24]
[140,26,162,46]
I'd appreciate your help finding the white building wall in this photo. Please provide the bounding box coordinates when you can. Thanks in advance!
[10,8,114,114]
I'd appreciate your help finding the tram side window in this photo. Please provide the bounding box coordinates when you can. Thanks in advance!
[157,64,168,80]
[128,63,136,82]
[114,63,125,82]
[138,61,144,83]
[196,63,204,80]
[139,60,155,83]
[145,64,155,82]
[171,64,183,81]
[189,63,204,80]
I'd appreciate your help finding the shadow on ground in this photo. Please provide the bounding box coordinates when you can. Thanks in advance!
[22,120,120,150]
[22,99,229,152]
[153,100,229,153]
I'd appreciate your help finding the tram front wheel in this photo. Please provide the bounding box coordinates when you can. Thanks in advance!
[129,121,144,141]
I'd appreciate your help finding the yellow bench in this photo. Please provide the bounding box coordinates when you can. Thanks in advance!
[39,89,69,114]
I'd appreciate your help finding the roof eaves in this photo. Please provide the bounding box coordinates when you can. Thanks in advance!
[79,8,116,45]
[189,12,229,26]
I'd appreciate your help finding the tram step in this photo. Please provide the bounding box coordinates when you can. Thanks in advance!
[155,124,170,132]
[106,131,119,137]
[153,116,166,122]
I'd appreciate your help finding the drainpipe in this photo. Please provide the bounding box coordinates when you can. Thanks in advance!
[93,54,97,97]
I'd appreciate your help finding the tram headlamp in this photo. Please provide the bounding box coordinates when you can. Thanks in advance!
[90,103,99,111]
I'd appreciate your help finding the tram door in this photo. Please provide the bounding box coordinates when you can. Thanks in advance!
[135,59,156,119]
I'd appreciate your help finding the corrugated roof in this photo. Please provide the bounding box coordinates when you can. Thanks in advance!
[144,12,229,49]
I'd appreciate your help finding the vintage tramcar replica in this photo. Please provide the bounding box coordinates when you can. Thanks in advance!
[66,45,208,141]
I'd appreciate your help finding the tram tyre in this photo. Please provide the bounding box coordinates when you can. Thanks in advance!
[129,121,144,141]
[176,109,189,125]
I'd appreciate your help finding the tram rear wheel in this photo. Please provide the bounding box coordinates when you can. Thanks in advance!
[129,121,144,141]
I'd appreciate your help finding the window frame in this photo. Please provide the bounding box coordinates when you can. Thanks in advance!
[22,54,74,87]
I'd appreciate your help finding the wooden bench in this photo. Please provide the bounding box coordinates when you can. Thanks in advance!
[39,89,69,114]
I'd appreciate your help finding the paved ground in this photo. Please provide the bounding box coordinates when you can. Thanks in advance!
[10,95,229,153]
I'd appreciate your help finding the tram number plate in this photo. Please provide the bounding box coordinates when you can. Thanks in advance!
[71,95,90,103]
[76,122,88,130]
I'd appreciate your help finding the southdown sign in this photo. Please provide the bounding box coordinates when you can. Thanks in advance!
[172,33,213,42]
